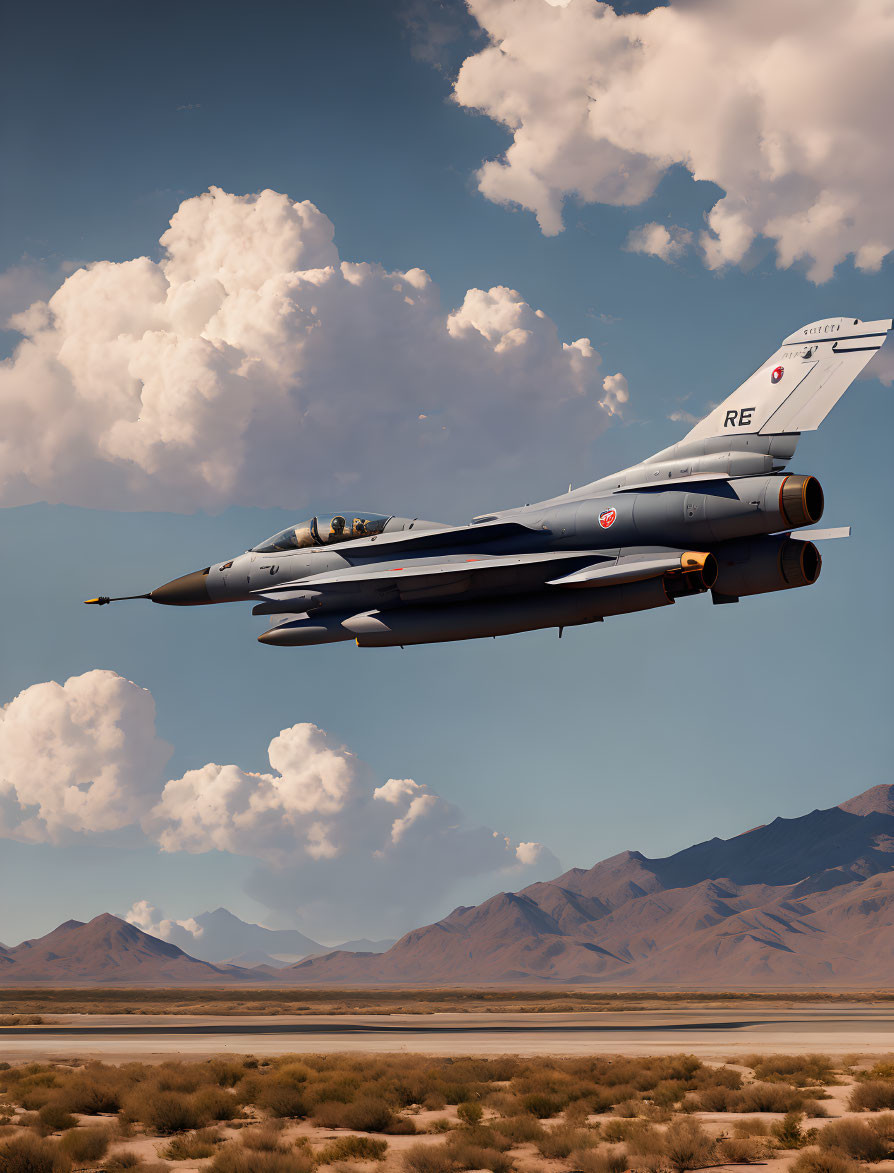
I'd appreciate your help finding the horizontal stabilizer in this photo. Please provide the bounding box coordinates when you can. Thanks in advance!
[790,526,851,541]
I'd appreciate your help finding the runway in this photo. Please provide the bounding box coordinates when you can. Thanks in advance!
[3,1007,894,1061]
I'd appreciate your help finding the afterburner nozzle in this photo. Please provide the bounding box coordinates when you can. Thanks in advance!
[680,551,718,589]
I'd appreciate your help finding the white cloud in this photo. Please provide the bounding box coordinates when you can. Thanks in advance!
[0,186,621,514]
[864,344,894,387]
[600,371,628,416]
[126,899,202,943]
[0,670,557,937]
[668,408,699,425]
[0,670,171,843]
[148,721,559,937]
[454,0,894,281]
[626,223,692,262]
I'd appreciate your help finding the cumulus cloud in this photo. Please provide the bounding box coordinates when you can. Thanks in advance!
[600,371,628,416]
[0,670,557,937]
[626,223,692,262]
[0,186,621,514]
[148,722,559,938]
[0,670,171,843]
[454,0,894,281]
[126,899,202,943]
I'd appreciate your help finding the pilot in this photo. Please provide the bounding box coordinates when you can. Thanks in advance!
[329,515,346,541]
[354,518,367,536]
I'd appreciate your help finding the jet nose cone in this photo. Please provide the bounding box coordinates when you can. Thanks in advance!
[150,568,212,606]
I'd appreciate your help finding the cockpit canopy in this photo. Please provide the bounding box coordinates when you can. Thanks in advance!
[252,512,391,553]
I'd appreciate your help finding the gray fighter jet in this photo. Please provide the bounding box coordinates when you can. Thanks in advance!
[86,316,891,648]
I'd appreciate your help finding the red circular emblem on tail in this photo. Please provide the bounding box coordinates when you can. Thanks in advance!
[598,508,617,529]
[771,365,784,384]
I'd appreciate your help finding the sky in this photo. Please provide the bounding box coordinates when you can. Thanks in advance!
[0,0,892,950]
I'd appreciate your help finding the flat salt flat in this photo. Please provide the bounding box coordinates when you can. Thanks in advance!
[3,1006,894,1061]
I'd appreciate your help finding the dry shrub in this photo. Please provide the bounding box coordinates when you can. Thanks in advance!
[209,1146,316,1173]
[161,1126,223,1159]
[123,1088,205,1133]
[789,1148,861,1173]
[313,1096,395,1132]
[817,1119,889,1161]
[868,1113,894,1140]
[385,1118,418,1136]
[491,1114,545,1143]
[427,1119,456,1135]
[402,1143,456,1173]
[154,1061,209,1093]
[446,1139,510,1173]
[735,1082,813,1113]
[613,1099,643,1118]
[207,1060,250,1088]
[625,1128,669,1173]
[257,1081,308,1118]
[317,1135,388,1163]
[60,1076,124,1115]
[58,1125,112,1161]
[0,1132,71,1173]
[104,1152,146,1169]
[242,1122,289,1152]
[424,1092,448,1111]
[717,1137,765,1164]
[602,1120,640,1144]
[772,1111,808,1149]
[572,1149,628,1173]
[18,1087,56,1111]
[692,1086,734,1112]
[564,1100,592,1125]
[745,1055,837,1087]
[456,1102,483,1126]
[194,1086,240,1121]
[848,1081,894,1112]
[519,1091,567,1118]
[37,1101,78,1132]
[536,1123,598,1159]
[662,1118,716,1172]
[449,1125,511,1154]
[732,1119,770,1138]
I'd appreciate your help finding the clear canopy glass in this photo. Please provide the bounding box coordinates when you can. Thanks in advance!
[252,512,390,553]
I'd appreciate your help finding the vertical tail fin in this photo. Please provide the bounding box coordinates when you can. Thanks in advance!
[682,316,892,443]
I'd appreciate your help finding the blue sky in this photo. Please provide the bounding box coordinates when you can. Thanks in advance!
[0,0,891,947]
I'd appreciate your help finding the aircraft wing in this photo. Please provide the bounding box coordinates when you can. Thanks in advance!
[251,548,705,614]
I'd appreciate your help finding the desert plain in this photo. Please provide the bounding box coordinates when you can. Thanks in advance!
[2,1033,894,1173]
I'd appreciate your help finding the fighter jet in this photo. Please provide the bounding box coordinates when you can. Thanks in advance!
[86,315,891,648]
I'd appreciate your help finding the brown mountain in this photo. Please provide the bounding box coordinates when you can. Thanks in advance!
[289,785,894,987]
[0,914,273,985]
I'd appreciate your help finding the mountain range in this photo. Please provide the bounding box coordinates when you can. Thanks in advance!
[1,784,891,987]
[288,783,894,987]
[125,908,397,966]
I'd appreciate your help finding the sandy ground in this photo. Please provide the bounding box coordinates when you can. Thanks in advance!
[3,1006,894,1062]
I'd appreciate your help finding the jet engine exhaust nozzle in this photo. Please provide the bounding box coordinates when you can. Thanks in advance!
[150,568,212,606]
[780,538,822,588]
[779,474,824,529]
[664,551,718,599]
[680,551,718,589]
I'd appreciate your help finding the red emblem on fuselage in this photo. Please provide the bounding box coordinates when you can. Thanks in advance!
[599,508,617,529]
[771,365,784,384]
